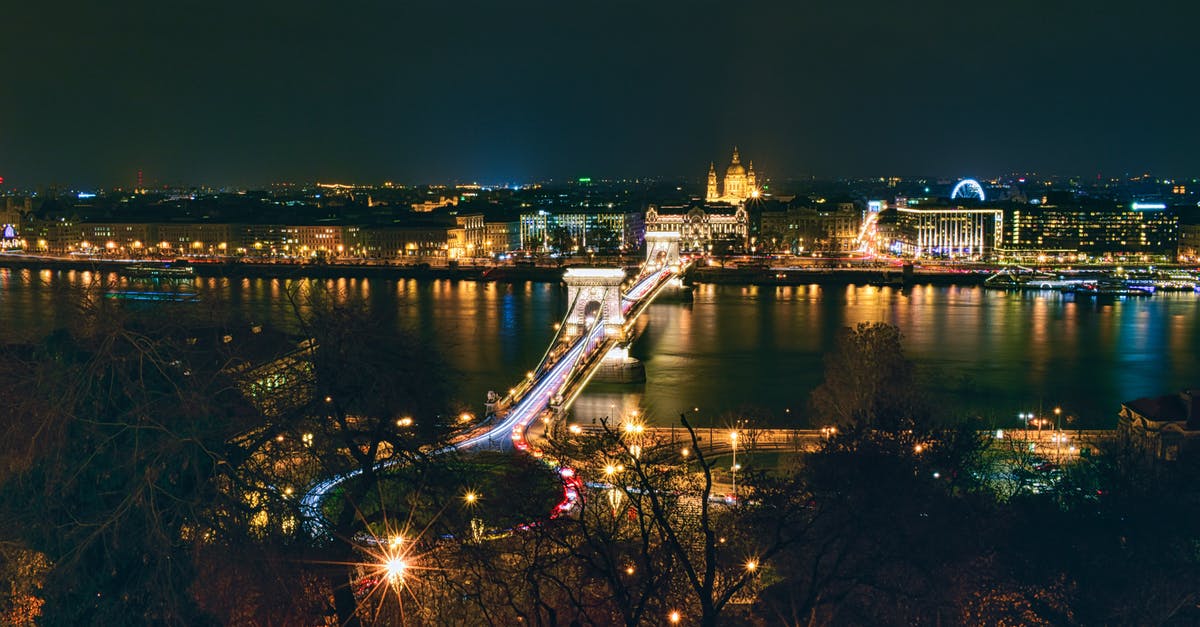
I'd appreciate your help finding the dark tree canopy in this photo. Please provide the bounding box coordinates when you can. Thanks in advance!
[810,322,922,431]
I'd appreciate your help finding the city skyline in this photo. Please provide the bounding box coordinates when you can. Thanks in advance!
[3,1,1200,187]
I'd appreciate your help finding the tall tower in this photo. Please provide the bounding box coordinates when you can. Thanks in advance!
[747,161,757,193]
[706,162,719,202]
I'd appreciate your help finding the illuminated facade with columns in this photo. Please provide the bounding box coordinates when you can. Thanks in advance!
[895,206,1003,259]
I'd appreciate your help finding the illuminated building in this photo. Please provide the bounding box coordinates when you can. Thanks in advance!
[453,213,486,256]
[894,205,1003,259]
[484,220,520,254]
[518,211,642,253]
[157,223,234,256]
[706,147,758,204]
[759,202,862,253]
[344,225,455,258]
[412,195,458,213]
[40,222,156,255]
[645,204,748,253]
[235,224,290,257]
[1178,224,1200,262]
[281,226,344,257]
[1003,202,1178,259]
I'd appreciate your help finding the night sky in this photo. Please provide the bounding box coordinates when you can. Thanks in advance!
[3,1,1198,187]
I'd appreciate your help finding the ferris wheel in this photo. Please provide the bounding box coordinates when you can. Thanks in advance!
[950,178,986,201]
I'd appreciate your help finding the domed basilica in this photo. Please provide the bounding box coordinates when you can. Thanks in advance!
[706,147,758,204]
[643,147,757,253]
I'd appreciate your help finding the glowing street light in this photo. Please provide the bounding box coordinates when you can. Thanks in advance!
[384,556,407,584]
[745,559,758,573]
[669,610,681,624]
[464,491,479,505]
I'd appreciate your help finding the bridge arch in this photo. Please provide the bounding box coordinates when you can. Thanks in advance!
[644,231,681,270]
[562,268,626,340]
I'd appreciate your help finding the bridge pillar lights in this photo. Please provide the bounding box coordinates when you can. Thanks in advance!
[562,267,627,341]
[644,230,681,271]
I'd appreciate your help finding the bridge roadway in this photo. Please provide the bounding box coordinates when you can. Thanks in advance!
[300,264,682,529]
[563,424,1116,458]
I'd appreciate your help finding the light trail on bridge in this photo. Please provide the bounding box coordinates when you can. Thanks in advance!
[300,265,678,532]
[464,267,673,449]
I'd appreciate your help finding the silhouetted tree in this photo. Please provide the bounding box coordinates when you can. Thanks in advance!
[810,322,922,432]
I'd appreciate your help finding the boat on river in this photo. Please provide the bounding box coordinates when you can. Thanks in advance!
[1062,278,1153,297]
[985,267,1079,290]
[104,289,200,303]
[121,260,196,279]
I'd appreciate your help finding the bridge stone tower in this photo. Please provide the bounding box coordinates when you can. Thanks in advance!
[563,268,626,341]
[644,231,681,270]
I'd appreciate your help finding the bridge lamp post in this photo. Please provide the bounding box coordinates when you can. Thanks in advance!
[730,430,739,500]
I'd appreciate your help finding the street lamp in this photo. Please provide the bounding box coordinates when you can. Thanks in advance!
[730,430,739,500]
[383,556,407,585]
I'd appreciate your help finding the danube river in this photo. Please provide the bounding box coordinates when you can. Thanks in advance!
[2,268,1197,429]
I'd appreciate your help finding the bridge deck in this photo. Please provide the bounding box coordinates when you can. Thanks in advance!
[463,266,681,452]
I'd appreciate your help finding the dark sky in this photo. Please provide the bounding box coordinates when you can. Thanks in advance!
[2,1,1198,187]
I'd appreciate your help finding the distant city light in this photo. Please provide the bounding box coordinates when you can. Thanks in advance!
[1131,202,1166,211]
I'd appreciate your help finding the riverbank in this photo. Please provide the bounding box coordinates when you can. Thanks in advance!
[691,266,989,287]
[0,256,571,283]
[0,255,995,286]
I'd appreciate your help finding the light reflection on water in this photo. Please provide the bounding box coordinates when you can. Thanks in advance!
[1,268,1197,429]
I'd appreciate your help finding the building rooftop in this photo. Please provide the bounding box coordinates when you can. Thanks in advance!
[1124,389,1200,429]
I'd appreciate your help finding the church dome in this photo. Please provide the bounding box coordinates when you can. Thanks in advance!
[724,147,746,177]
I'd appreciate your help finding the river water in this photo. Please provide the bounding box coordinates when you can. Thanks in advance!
[1,267,1197,429]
